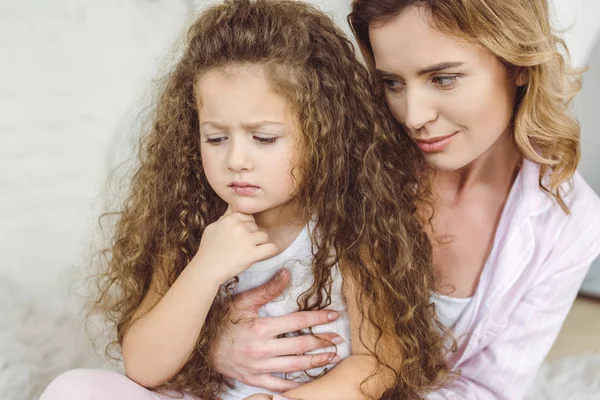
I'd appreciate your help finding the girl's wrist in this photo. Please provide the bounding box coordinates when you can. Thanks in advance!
[187,256,224,292]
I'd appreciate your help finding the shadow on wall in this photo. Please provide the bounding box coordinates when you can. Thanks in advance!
[579,32,600,297]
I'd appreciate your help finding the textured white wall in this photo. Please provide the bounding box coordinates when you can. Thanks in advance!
[1,0,598,300]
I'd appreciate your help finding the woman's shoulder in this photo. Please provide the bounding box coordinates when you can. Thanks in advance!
[538,169,600,256]
[566,171,600,216]
[521,160,600,222]
[517,161,600,254]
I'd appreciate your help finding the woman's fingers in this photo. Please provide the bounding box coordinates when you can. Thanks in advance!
[246,374,303,393]
[267,332,341,356]
[256,352,340,374]
[264,310,341,337]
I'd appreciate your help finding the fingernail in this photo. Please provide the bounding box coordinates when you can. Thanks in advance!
[332,336,343,344]
[275,269,285,280]
[273,395,291,400]
[328,354,341,363]
[327,311,339,320]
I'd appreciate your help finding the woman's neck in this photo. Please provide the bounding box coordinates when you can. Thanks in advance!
[433,130,522,204]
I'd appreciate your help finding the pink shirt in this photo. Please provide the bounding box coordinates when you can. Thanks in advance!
[427,159,600,400]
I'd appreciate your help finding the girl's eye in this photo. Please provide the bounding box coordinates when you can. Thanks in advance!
[381,79,405,92]
[205,137,227,145]
[254,136,278,145]
[432,75,459,88]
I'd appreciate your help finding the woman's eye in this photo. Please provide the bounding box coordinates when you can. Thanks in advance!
[432,75,459,88]
[254,136,278,145]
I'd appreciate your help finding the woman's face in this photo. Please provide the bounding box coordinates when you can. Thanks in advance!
[368,6,527,172]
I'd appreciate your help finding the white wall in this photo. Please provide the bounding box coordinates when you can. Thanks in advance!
[1,0,598,301]
[551,0,600,293]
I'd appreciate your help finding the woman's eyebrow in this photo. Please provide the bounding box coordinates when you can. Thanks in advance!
[376,61,465,79]
[417,61,464,75]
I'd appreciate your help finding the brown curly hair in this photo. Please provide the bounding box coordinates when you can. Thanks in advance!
[90,0,450,398]
[349,0,584,212]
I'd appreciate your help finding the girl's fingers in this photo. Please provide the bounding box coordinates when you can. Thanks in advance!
[245,221,259,232]
[255,242,279,261]
[251,231,270,245]
[233,212,255,222]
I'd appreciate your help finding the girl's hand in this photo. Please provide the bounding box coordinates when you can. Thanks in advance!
[192,206,278,285]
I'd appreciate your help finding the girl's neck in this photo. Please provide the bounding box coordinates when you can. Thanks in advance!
[254,204,306,256]
[433,129,522,204]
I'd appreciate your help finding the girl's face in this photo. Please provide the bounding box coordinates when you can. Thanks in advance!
[368,6,527,172]
[196,64,300,217]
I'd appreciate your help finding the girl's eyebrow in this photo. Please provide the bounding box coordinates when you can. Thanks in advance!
[200,121,285,130]
[376,61,464,79]
[375,69,402,80]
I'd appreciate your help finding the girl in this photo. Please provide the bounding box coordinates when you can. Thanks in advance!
[209,0,600,399]
[41,0,450,399]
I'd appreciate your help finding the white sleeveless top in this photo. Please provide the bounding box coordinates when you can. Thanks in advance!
[218,223,471,399]
[219,223,352,400]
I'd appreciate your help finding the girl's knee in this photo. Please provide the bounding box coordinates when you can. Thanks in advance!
[39,368,135,399]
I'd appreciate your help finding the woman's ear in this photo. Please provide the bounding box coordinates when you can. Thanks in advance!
[515,67,529,86]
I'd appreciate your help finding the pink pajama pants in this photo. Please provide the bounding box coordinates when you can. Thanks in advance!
[39,369,201,400]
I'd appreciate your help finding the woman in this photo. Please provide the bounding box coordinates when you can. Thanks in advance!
[208,0,600,399]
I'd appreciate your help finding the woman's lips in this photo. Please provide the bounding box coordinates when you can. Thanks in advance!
[414,132,458,153]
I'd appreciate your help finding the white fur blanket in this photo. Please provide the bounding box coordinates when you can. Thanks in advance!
[1,275,599,400]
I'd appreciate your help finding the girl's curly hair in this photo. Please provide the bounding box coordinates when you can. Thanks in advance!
[90,0,450,398]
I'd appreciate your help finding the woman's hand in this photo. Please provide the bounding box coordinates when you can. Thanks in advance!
[192,206,278,285]
[242,395,274,400]
[210,269,343,392]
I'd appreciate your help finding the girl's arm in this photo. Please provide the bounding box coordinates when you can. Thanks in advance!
[121,259,221,388]
[122,209,277,388]
[282,277,402,400]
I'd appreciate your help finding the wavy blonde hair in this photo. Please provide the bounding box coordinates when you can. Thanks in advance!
[349,0,584,212]
[90,0,450,398]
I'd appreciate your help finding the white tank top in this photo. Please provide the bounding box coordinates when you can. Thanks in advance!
[218,223,471,399]
[219,223,352,400]
[431,292,473,329]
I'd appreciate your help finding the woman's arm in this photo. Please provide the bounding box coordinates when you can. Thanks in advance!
[282,277,402,400]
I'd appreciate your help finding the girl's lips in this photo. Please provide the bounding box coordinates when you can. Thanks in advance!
[230,184,259,195]
[414,132,458,153]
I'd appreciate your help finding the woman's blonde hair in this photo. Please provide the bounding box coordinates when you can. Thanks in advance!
[90,0,450,398]
[349,0,584,212]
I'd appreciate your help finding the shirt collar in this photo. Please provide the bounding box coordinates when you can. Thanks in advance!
[513,158,554,218]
